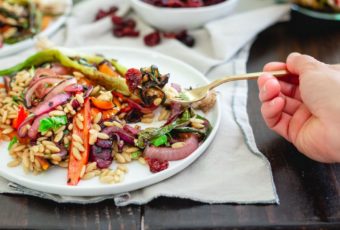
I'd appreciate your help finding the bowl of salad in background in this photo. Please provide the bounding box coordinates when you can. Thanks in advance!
[129,0,239,32]
[0,0,72,57]
[291,0,340,20]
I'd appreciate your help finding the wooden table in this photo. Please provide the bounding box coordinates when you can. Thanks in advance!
[0,10,339,230]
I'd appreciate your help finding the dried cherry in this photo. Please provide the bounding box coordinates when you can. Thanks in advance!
[146,158,169,173]
[144,31,161,46]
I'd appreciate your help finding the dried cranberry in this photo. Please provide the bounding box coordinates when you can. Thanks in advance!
[113,28,124,37]
[124,19,136,29]
[111,15,124,26]
[95,9,107,21]
[121,27,140,37]
[108,6,118,14]
[146,158,169,173]
[175,30,195,47]
[125,68,142,91]
[144,31,161,46]
[95,6,119,21]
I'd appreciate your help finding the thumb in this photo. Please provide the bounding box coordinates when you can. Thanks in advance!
[286,52,326,75]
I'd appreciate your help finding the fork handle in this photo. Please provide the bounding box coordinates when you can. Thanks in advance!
[207,70,289,90]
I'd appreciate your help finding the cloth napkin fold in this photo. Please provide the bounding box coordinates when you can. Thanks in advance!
[0,0,289,206]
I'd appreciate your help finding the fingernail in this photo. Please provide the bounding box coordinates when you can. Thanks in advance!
[261,85,267,93]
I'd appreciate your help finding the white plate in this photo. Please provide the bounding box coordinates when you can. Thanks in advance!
[0,46,221,196]
[0,0,72,58]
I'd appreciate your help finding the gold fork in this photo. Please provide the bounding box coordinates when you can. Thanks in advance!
[170,70,288,104]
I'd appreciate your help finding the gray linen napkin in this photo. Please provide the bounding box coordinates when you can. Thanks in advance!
[0,0,289,205]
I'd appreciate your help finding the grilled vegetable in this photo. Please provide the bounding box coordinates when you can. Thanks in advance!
[0,49,130,95]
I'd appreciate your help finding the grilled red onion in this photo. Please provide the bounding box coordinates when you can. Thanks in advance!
[144,135,199,161]
[101,126,135,145]
[4,76,11,93]
[64,84,84,93]
[83,85,93,98]
[50,63,73,75]
[125,98,153,114]
[95,139,113,148]
[123,124,139,136]
[43,78,76,102]
[29,68,58,87]
[28,113,49,139]
[25,77,64,108]
[31,93,70,116]
[164,102,182,126]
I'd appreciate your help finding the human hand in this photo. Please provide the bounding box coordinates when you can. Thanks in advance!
[258,53,340,163]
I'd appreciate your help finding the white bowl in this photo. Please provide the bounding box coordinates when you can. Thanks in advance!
[130,0,239,31]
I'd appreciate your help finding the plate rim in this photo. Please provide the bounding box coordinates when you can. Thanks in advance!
[0,46,221,196]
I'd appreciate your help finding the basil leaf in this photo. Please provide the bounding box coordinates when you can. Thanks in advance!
[8,136,18,150]
[38,115,68,133]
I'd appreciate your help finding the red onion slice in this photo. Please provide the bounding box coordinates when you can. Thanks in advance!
[4,76,11,93]
[29,68,58,87]
[64,84,84,93]
[28,113,49,139]
[144,135,199,161]
[31,93,70,116]
[50,63,73,75]
[25,77,64,108]
[43,78,76,102]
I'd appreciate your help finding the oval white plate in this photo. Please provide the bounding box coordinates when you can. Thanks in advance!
[0,46,221,196]
[0,0,72,58]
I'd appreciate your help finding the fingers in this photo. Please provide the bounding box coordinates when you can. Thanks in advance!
[258,72,301,101]
[259,75,280,102]
[263,62,287,72]
[286,52,326,75]
[287,104,312,143]
[261,97,290,140]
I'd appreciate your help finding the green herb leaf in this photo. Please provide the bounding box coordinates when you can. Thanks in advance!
[8,136,18,150]
[38,115,68,133]
[131,150,142,160]
[151,135,168,147]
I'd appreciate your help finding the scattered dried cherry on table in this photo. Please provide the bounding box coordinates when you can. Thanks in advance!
[144,31,161,46]
[94,6,118,21]
[142,0,226,7]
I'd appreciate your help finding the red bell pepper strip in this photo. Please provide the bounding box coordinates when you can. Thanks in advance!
[67,98,91,185]
[12,106,28,130]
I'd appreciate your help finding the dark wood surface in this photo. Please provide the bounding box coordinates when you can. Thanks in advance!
[0,10,339,230]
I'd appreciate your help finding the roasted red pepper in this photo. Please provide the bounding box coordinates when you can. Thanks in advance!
[12,106,28,130]
[67,99,91,185]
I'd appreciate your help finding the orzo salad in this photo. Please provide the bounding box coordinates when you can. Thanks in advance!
[0,49,215,186]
